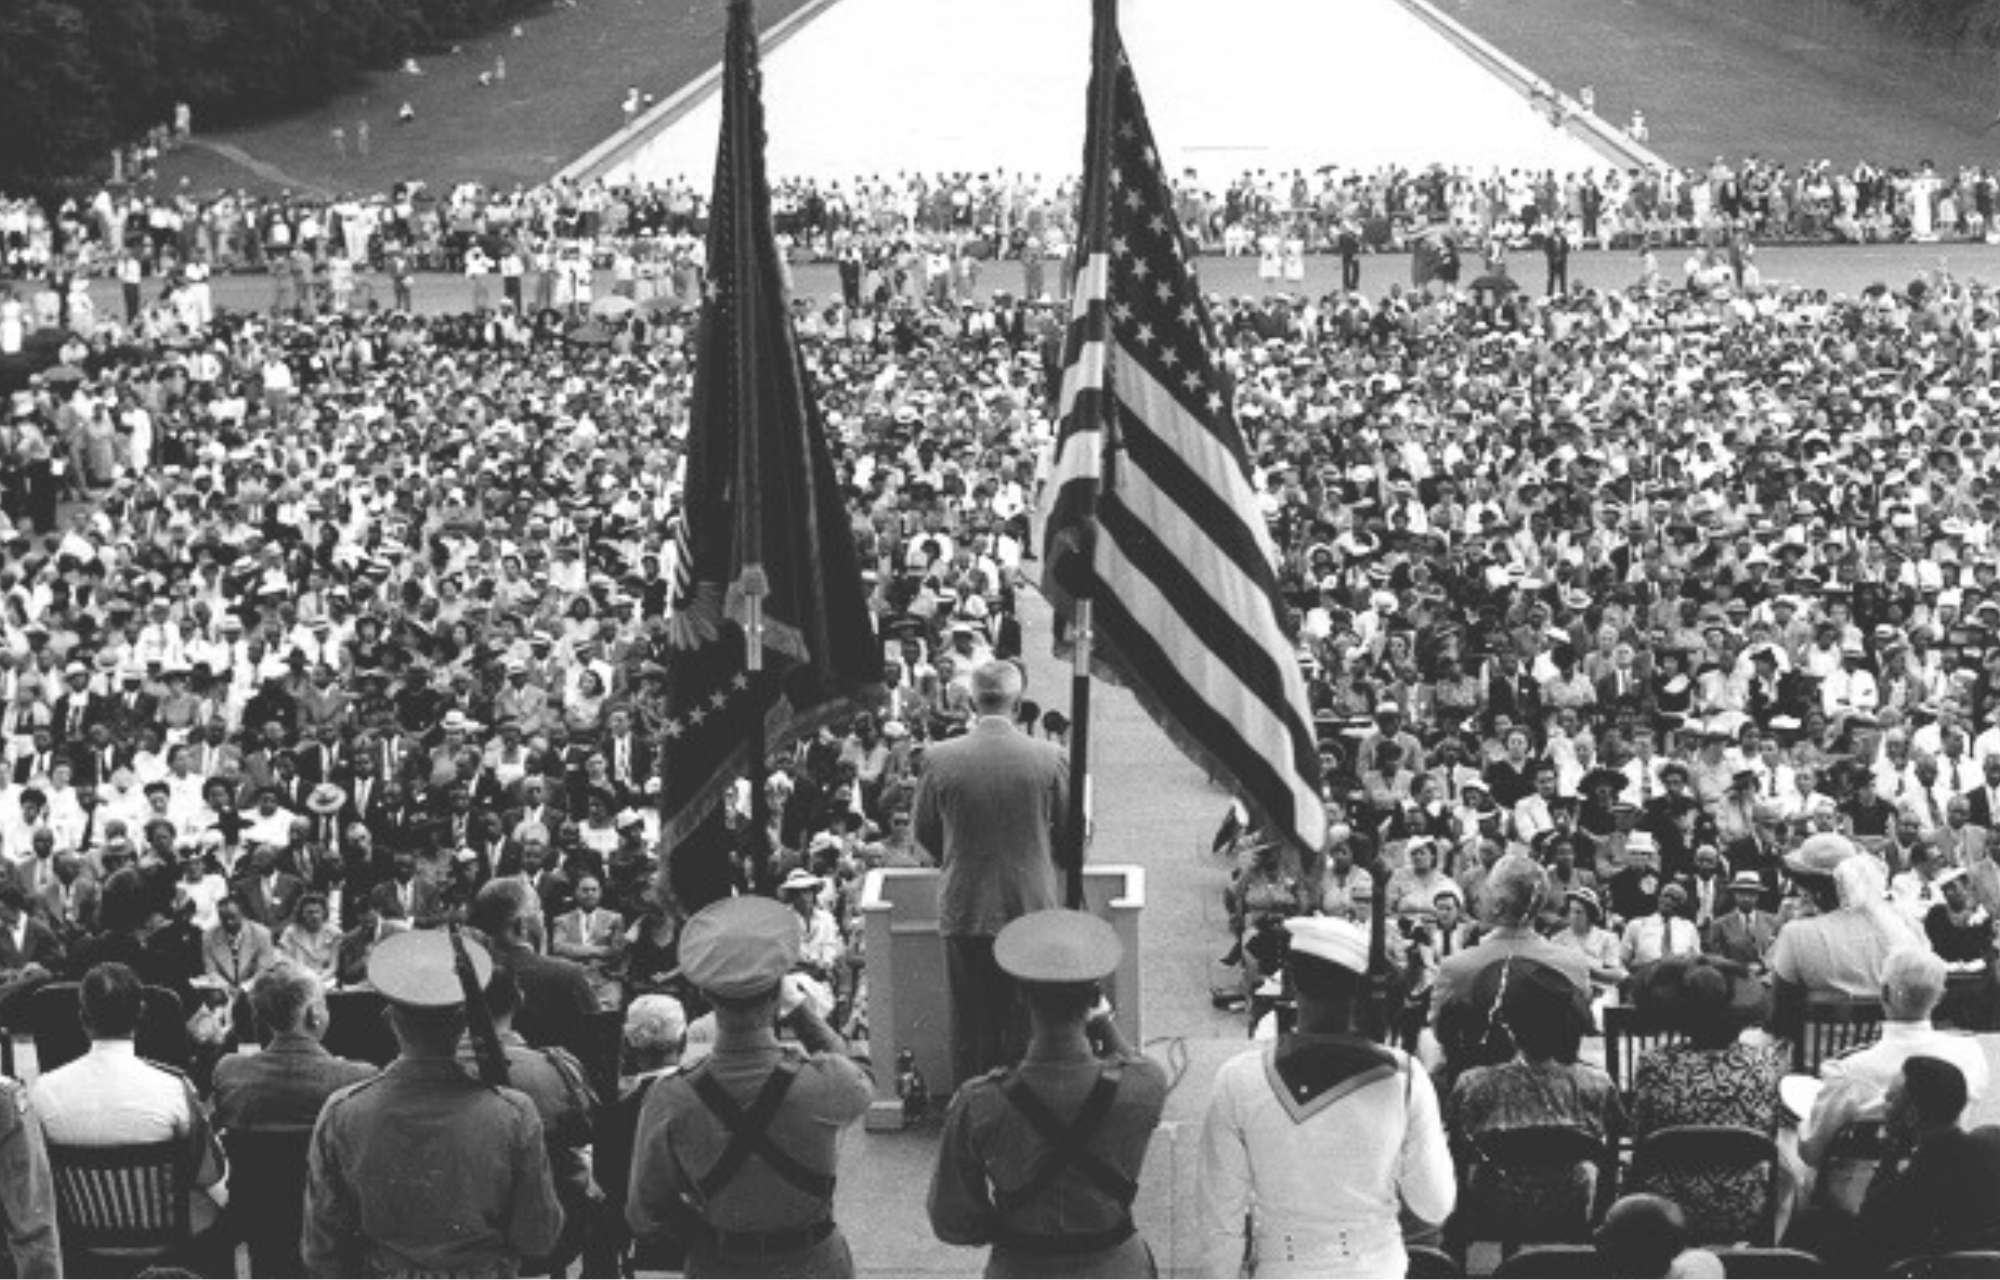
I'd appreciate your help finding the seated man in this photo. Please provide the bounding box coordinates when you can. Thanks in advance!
[1859,1056,2000,1267]
[30,962,229,1271]
[549,872,625,1011]
[212,962,376,1130]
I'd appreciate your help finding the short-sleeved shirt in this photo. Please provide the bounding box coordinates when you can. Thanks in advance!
[1767,910,1909,999]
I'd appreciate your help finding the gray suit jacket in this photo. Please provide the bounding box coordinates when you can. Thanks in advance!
[915,716,1068,937]
[211,1033,378,1131]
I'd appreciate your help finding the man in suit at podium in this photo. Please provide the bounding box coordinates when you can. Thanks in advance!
[914,660,1069,1086]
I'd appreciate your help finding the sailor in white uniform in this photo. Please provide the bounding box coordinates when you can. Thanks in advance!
[1194,916,1455,1278]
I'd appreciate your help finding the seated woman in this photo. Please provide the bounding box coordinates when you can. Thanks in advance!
[1550,886,1626,993]
[1629,955,1782,1244]
[1445,961,1626,1246]
[1770,834,1924,1031]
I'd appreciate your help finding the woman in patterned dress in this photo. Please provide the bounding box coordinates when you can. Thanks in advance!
[1629,956,1783,1243]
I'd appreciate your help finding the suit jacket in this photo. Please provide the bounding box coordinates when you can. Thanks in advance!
[184,740,243,782]
[0,916,63,974]
[36,875,99,939]
[598,732,652,792]
[368,876,444,926]
[11,750,59,786]
[202,920,279,989]
[1965,786,2000,832]
[50,691,105,745]
[914,716,1069,937]
[101,690,159,739]
[233,872,305,932]
[491,941,597,1056]
[211,1032,377,1131]
[1703,908,1779,968]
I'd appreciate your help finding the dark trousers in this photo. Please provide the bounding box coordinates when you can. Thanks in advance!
[945,934,1024,1089]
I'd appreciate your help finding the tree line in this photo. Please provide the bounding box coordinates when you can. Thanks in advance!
[0,0,548,196]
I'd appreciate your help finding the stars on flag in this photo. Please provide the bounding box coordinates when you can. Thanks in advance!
[659,671,753,738]
[1096,53,1235,428]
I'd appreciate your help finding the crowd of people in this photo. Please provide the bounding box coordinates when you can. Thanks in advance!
[6,141,2000,1273]
[5,151,2000,309]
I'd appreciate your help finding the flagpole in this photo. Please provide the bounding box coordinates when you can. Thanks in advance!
[742,565,770,890]
[731,0,771,892]
[1061,0,1121,911]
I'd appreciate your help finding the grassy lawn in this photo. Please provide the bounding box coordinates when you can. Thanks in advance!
[1444,0,2000,167]
[146,0,2000,194]
[154,0,814,195]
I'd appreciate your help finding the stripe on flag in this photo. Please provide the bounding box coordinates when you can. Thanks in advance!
[1038,7,1326,857]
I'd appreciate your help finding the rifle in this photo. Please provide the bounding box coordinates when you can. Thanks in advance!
[450,922,510,1087]
[1357,851,1397,1044]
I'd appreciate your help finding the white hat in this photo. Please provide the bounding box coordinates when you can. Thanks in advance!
[1283,916,1369,975]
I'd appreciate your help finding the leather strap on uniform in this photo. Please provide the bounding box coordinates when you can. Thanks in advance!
[689,1058,837,1201]
[992,1062,1135,1219]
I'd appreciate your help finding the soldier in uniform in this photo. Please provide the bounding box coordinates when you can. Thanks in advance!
[928,909,1167,1278]
[458,965,601,1273]
[0,1074,58,1277]
[303,930,563,1278]
[1195,916,1456,1278]
[626,895,872,1277]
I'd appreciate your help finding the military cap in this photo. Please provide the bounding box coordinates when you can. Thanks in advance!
[679,897,799,999]
[368,929,491,1009]
[995,909,1123,984]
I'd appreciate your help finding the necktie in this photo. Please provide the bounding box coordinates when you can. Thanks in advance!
[1766,771,1776,798]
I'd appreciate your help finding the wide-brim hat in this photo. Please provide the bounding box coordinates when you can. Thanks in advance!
[777,868,825,895]
[306,783,347,815]
[1784,831,1859,880]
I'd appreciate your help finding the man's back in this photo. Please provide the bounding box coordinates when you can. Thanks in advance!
[1432,928,1592,1017]
[916,719,1067,936]
[1864,1125,2000,1263]
[213,1033,377,1131]
[305,1059,561,1276]
[495,945,597,1054]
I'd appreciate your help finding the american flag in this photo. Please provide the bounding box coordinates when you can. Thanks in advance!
[1040,0,1326,859]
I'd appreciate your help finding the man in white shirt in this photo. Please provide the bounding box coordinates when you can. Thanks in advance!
[1621,883,1702,968]
[1821,642,1880,722]
[31,962,229,1263]
[1801,947,1989,1168]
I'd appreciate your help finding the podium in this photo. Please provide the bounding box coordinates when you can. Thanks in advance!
[858,864,1146,1131]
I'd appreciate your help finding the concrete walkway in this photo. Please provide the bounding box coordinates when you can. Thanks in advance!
[833,579,1245,1277]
